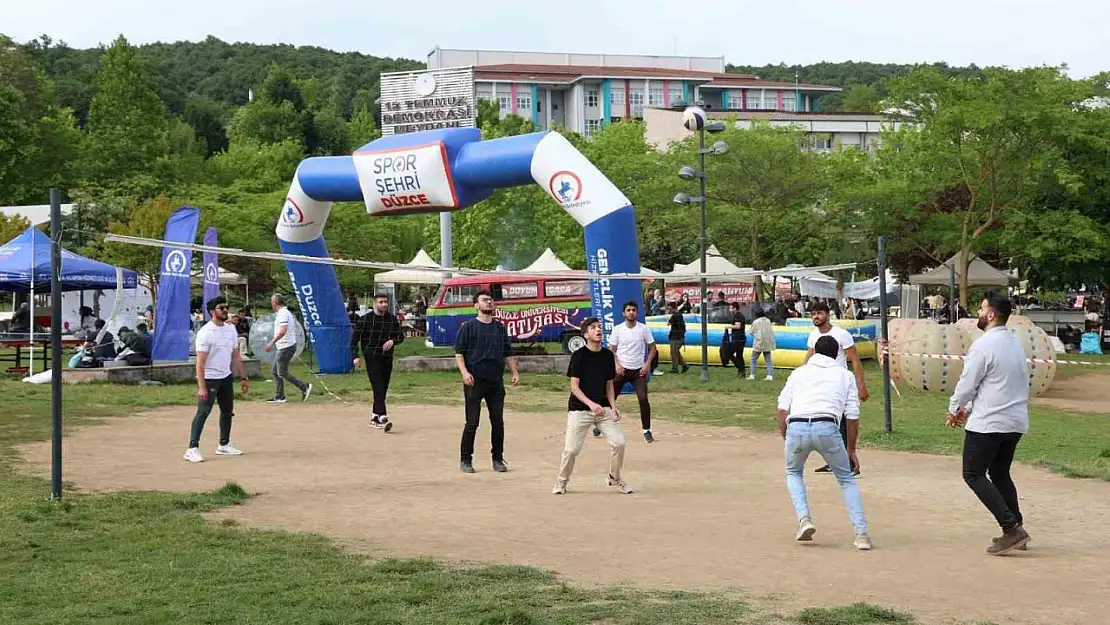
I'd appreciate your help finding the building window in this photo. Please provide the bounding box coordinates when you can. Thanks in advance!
[649,87,664,107]
[783,97,796,112]
[668,87,683,106]
[630,91,644,115]
[585,90,599,107]
[585,119,601,137]
[476,87,492,102]
[497,95,512,112]
[516,93,532,112]
[727,94,743,110]
[812,137,832,150]
[610,85,625,106]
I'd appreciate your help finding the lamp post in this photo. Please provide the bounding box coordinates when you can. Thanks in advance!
[673,103,728,383]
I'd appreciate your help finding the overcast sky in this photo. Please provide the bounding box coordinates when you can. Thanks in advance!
[5,0,1107,77]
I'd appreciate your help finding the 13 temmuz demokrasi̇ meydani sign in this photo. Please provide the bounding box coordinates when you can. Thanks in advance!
[382,97,472,134]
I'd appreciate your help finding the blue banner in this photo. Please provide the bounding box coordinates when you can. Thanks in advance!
[152,206,200,361]
[202,227,219,321]
[279,235,351,374]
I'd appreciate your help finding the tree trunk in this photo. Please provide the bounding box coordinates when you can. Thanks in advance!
[959,245,971,310]
[750,217,762,302]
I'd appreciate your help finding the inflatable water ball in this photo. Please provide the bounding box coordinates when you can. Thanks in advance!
[248,313,306,365]
[955,317,984,343]
[1008,323,1056,396]
[887,318,932,384]
[897,322,975,393]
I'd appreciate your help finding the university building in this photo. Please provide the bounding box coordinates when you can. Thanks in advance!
[426,46,843,137]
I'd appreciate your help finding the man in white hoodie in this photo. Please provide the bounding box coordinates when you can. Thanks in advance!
[777,334,872,550]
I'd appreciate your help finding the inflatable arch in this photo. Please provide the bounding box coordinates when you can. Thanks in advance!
[275,128,643,373]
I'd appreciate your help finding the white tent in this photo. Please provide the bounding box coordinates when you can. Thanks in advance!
[373,249,447,285]
[798,269,899,300]
[521,248,573,273]
[666,245,756,283]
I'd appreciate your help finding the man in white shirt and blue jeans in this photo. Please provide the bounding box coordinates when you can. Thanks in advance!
[778,334,872,550]
[804,301,869,474]
[603,301,658,443]
[947,295,1032,555]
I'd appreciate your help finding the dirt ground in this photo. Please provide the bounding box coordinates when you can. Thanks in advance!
[1034,372,1110,414]
[18,400,1110,625]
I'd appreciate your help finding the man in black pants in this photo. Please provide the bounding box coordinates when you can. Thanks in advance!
[184,297,250,463]
[352,293,405,432]
[455,289,520,473]
[729,301,747,377]
[946,295,1032,555]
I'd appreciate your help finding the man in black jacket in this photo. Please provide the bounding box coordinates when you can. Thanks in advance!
[352,294,405,432]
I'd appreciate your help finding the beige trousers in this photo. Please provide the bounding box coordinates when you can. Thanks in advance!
[558,409,626,482]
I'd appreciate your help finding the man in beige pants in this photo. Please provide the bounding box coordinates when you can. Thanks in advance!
[553,317,633,495]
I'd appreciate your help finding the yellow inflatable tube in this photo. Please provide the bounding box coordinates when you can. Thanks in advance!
[656,341,876,369]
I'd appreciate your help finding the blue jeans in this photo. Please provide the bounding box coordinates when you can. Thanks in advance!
[750,351,773,376]
[785,420,868,534]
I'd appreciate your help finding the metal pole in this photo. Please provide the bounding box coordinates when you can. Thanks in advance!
[698,126,710,383]
[877,236,893,434]
[439,212,453,269]
[49,188,64,500]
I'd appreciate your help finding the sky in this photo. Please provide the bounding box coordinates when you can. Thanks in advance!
[5,0,1108,77]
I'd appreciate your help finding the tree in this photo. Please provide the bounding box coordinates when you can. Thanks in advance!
[230,99,306,148]
[346,106,379,151]
[0,212,29,244]
[183,95,229,156]
[89,193,183,304]
[841,84,880,113]
[879,66,1092,303]
[83,35,170,190]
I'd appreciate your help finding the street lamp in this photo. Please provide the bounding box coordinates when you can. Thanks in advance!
[674,104,728,383]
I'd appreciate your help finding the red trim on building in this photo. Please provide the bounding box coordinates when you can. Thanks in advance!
[624,79,631,117]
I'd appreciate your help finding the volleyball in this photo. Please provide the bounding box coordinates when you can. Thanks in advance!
[682,106,707,131]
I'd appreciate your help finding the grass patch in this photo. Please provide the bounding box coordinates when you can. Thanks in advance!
[796,603,914,625]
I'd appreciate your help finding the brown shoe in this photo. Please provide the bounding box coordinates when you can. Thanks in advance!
[987,525,1030,555]
[992,524,1028,551]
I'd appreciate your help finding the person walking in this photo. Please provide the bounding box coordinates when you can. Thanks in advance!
[804,301,868,474]
[667,303,690,374]
[184,297,250,463]
[606,301,657,443]
[455,289,520,474]
[553,317,633,495]
[748,309,776,380]
[263,294,312,404]
[777,335,871,550]
[352,293,405,432]
[729,301,747,377]
[946,295,1032,555]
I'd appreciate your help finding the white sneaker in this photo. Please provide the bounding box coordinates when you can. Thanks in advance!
[746,375,756,380]
[854,533,873,551]
[302,384,313,401]
[653,369,664,376]
[215,443,243,456]
[765,375,774,381]
[606,474,634,494]
[552,478,568,495]
[796,517,817,541]
[183,447,203,463]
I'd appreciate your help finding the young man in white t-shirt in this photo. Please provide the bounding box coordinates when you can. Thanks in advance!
[803,301,869,474]
[263,294,312,404]
[185,297,250,463]
[603,301,657,443]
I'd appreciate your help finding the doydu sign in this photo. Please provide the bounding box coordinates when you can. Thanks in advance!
[379,67,475,137]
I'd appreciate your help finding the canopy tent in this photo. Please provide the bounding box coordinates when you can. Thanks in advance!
[0,226,138,293]
[768,263,835,281]
[666,245,756,283]
[909,252,1018,287]
[373,249,447,285]
[798,269,900,300]
[520,248,573,273]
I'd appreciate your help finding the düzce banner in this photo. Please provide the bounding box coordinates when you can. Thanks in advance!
[493,306,584,340]
[666,283,756,305]
[151,206,200,361]
[202,227,219,321]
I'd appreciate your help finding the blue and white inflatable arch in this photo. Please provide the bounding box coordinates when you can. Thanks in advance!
[275,128,643,374]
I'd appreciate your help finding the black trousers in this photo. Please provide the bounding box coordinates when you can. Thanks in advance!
[731,336,747,375]
[615,370,651,430]
[461,378,505,462]
[365,355,394,416]
[963,430,1024,531]
[190,375,234,448]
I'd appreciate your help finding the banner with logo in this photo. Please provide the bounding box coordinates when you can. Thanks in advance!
[151,206,200,362]
[202,227,220,321]
[352,143,459,215]
[666,283,756,306]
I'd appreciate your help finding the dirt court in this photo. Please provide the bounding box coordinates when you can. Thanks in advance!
[18,400,1110,625]
[1034,371,1110,414]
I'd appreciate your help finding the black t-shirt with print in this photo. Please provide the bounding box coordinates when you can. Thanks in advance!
[566,346,617,411]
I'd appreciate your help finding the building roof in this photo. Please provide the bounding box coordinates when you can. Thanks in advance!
[706,110,891,122]
[474,64,840,92]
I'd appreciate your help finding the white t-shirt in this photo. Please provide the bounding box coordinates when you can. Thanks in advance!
[196,321,239,379]
[807,325,855,369]
[273,306,297,349]
[609,322,655,369]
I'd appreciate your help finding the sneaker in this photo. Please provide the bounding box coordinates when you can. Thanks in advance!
[765,375,774,381]
[681,364,690,373]
[747,375,756,380]
[654,369,664,376]
[796,517,817,541]
[302,384,313,402]
[592,427,602,438]
[814,464,831,473]
[854,533,873,551]
[987,525,1030,555]
[369,415,394,432]
[215,443,243,456]
[492,459,508,473]
[460,460,475,474]
[183,447,203,463]
[552,478,568,495]
[606,474,634,494]
[643,430,654,443]
[266,397,287,404]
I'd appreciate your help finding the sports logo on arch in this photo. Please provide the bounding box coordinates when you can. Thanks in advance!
[548,171,582,205]
[204,262,219,284]
[282,198,306,224]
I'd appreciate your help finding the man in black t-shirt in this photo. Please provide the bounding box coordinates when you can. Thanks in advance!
[729,302,747,377]
[455,289,520,474]
[553,317,633,495]
[667,303,690,374]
